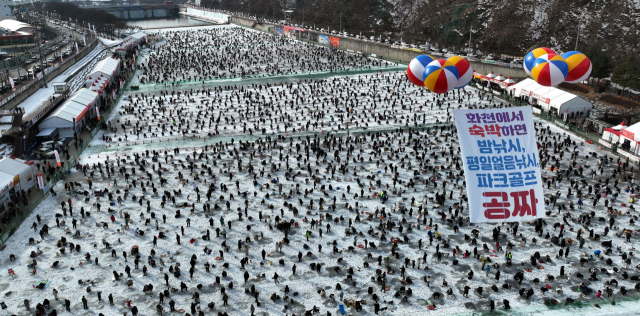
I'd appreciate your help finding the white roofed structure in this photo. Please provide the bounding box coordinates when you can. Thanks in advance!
[39,89,99,137]
[115,32,147,55]
[508,79,592,116]
[0,20,34,33]
[86,57,120,84]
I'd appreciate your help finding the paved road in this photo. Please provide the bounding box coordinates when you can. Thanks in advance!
[0,20,88,100]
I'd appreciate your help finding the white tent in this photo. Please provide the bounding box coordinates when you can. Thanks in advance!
[602,122,626,145]
[116,32,148,55]
[0,157,36,211]
[508,78,592,116]
[39,89,100,137]
[503,76,516,85]
[616,122,640,155]
[85,57,120,87]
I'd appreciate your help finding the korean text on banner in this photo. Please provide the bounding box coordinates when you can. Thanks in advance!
[54,150,61,167]
[452,107,545,223]
[96,107,100,121]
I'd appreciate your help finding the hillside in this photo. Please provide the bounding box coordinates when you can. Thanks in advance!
[208,0,640,60]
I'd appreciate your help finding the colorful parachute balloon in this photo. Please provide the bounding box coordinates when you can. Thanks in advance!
[530,55,569,87]
[406,55,435,87]
[523,47,557,76]
[562,51,592,83]
[446,56,472,89]
[423,59,459,94]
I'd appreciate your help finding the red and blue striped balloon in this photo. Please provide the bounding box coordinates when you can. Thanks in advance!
[561,51,592,83]
[406,55,435,87]
[531,55,569,87]
[423,59,459,94]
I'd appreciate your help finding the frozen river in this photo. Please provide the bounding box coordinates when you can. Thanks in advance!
[2,24,640,316]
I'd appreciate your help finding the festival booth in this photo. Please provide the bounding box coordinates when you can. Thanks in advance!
[473,71,517,89]
[88,75,110,97]
[39,89,100,138]
[509,78,592,117]
[115,32,148,56]
[601,122,626,146]
[0,156,36,214]
[616,122,640,155]
[86,57,120,88]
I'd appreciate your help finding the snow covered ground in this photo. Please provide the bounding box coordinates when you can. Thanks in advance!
[92,71,458,148]
[3,24,640,316]
[98,37,121,47]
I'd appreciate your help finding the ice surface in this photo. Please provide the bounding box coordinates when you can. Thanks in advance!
[3,24,640,316]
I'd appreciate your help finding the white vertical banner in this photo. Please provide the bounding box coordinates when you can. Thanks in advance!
[54,150,61,167]
[8,77,15,91]
[452,107,545,223]
[112,90,116,99]
[563,110,568,122]
[96,107,100,120]
[37,173,44,189]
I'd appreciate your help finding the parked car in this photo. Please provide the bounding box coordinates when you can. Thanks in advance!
[34,148,56,159]
[41,140,65,149]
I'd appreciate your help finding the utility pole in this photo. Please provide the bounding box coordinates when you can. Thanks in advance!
[575,16,582,51]
[38,14,47,88]
[468,28,472,55]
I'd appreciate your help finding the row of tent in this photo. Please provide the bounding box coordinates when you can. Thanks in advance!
[36,33,143,137]
[508,78,592,117]
[38,56,122,138]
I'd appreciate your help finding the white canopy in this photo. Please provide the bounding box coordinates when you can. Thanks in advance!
[0,20,32,32]
[503,76,516,84]
[0,157,36,193]
[508,78,592,115]
[39,89,99,135]
[87,57,120,82]
[116,32,147,54]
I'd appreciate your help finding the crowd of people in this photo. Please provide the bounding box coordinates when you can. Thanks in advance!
[137,27,391,84]
[102,72,480,144]
[3,24,640,316]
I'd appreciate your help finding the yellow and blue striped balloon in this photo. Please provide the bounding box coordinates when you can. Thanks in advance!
[530,55,569,87]
[523,47,556,76]
[423,59,459,94]
[561,51,592,83]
